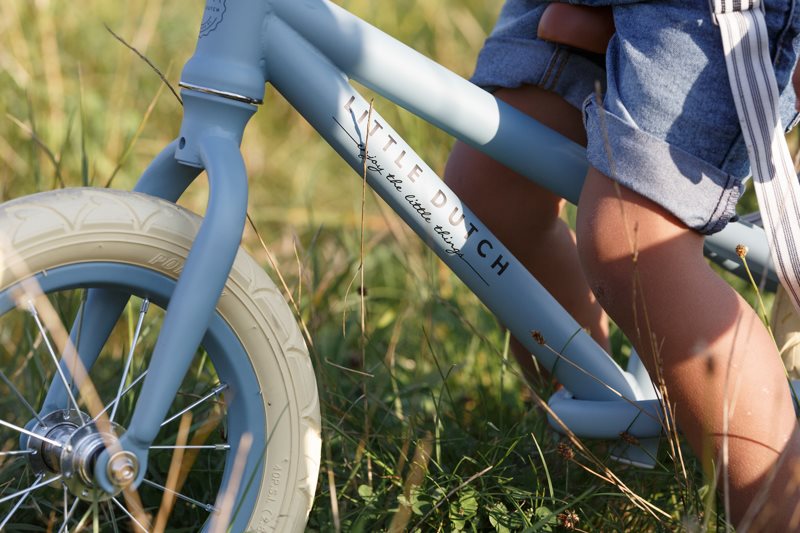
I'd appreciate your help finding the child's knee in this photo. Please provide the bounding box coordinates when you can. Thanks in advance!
[576,168,705,314]
[575,177,631,305]
[575,212,633,312]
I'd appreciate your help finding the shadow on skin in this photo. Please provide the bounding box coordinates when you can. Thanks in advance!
[577,167,800,530]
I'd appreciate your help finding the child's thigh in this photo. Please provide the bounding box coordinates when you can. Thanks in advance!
[445,86,575,230]
[449,0,608,225]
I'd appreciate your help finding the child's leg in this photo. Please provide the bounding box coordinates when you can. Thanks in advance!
[444,85,608,382]
[577,167,800,529]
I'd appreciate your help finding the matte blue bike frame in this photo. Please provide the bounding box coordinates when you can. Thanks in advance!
[41,0,787,491]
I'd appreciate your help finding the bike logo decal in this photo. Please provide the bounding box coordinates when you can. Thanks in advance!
[200,0,227,37]
[334,95,511,284]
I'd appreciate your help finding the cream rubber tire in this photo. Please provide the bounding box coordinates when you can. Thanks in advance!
[0,188,321,532]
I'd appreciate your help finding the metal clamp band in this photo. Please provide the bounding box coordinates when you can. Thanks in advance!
[178,82,263,105]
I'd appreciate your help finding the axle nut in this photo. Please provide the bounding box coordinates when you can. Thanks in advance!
[107,451,139,488]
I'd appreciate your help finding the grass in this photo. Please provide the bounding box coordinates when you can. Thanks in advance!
[0,0,789,531]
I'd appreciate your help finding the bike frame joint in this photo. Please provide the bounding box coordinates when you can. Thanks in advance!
[175,89,257,168]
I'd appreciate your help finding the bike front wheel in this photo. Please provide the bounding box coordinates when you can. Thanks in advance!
[0,188,321,532]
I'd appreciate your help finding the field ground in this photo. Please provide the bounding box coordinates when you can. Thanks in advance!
[0,1,789,530]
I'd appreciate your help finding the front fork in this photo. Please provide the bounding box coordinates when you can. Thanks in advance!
[37,91,257,494]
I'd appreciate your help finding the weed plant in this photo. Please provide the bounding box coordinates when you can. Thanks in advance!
[0,0,788,531]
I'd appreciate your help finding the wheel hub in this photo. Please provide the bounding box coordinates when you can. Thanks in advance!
[26,410,137,501]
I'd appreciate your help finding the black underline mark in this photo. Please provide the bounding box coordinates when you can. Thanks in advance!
[333,116,362,148]
[335,115,490,287]
[460,256,490,287]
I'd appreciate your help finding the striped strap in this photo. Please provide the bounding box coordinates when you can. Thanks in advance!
[713,0,800,312]
[712,0,760,15]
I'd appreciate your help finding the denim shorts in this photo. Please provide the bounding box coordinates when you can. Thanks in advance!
[472,0,800,234]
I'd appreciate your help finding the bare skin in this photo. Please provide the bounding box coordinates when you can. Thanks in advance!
[445,83,800,528]
[567,54,800,530]
[576,168,800,529]
[445,54,800,528]
[444,85,609,383]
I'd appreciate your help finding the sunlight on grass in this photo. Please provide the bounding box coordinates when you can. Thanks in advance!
[0,0,749,530]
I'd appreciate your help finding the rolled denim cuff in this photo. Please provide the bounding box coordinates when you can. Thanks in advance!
[583,97,745,235]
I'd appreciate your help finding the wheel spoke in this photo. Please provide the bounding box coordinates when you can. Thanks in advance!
[160,383,227,427]
[27,302,82,416]
[62,483,67,524]
[0,473,43,530]
[92,371,148,423]
[0,474,60,506]
[57,485,79,533]
[0,418,62,448]
[72,504,93,532]
[141,478,218,513]
[110,299,149,424]
[150,443,230,451]
[93,498,100,531]
[106,501,120,533]
[111,496,150,532]
[0,450,34,457]
[0,368,45,426]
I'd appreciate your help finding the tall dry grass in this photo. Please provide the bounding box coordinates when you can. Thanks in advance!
[0,0,759,531]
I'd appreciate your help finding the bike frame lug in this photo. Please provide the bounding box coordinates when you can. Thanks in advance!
[175,90,256,168]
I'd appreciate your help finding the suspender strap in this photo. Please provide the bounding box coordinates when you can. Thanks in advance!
[712,0,760,15]
[713,0,800,312]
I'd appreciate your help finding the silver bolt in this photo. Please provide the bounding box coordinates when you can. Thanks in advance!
[107,451,138,488]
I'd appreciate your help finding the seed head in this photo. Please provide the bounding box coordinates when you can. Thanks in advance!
[735,244,748,258]
[531,331,546,345]
[557,509,580,530]
[557,441,575,461]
